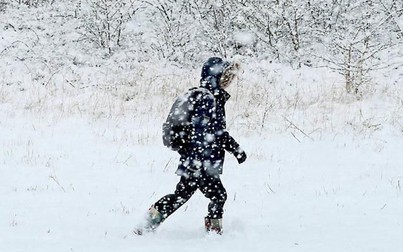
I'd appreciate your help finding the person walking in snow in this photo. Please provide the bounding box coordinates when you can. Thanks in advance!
[135,57,247,235]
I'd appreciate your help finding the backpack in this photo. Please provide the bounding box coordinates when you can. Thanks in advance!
[162,89,194,151]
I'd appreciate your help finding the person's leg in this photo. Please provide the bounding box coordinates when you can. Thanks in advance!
[199,174,227,233]
[136,175,198,234]
[154,175,198,219]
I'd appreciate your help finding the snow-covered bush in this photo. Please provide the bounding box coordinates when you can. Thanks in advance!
[14,0,54,7]
[311,0,403,98]
[78,0,134,55]
[0,0,7,12]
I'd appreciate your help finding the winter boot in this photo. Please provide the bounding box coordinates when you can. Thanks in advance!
[134,206,164,235]
[204,217,223,235]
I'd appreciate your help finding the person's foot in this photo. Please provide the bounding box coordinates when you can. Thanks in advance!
[134,206,164,235]
[204,217,223,235]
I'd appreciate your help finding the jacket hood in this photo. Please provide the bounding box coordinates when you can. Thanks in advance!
[200,57,231,93]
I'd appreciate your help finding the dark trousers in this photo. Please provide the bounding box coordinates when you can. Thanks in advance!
[154,172,227,220]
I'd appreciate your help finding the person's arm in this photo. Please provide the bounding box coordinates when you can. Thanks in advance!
[216,130,247,164]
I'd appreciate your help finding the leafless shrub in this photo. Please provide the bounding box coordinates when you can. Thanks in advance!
[79,0,134,55]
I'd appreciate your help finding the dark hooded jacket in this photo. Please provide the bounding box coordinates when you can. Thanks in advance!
[176,57,241,176]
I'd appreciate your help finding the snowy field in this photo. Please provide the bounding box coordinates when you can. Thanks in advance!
[1,105,403,252]
[1,85,403,252]
[1,2,403,252]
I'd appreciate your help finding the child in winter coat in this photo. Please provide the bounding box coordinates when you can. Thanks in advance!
[135,57,247,235]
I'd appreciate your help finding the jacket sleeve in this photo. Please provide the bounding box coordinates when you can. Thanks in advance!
[215,129,240,154]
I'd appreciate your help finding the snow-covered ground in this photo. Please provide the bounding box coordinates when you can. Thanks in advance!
[1,2,403,252]
[1,106,402,252]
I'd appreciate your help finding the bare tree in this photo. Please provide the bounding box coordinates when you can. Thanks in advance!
[14,0,55,7]
[0,0,7,12]
[68,0,402,86]
[80,0,134,55]
[309,0,399,97]
[237,0,314,66]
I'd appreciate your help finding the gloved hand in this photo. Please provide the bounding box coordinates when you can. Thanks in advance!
[234,148,247,164]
